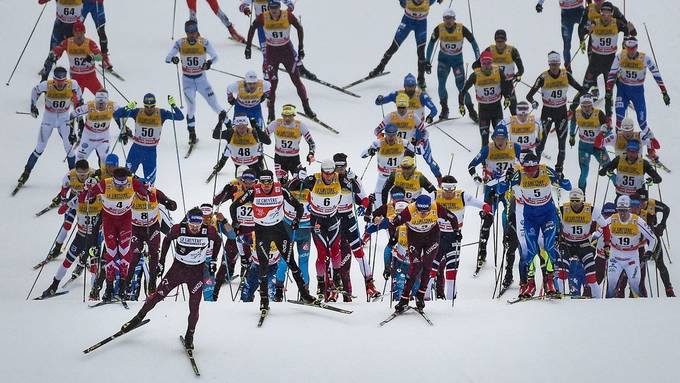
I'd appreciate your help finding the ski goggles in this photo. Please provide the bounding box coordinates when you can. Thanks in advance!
[259,175,274,184]
[240,173,257,183]
[200,205,213,216]
[441,182,456,191]
[281,104,296,116]
[113,177,128,187]
[233,116,249,126]
[187,215,203,224]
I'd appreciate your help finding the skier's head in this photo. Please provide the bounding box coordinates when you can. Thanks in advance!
[415,195,432,215]
[95,88,109,110]
[600,2,614,21]
[53,66,68,87]
[394,201,409,214]
[516,101,531,122]
[630,195,642,214]
[440,175,458,197]
[268,0,282,17]
[244,70,259,91]
[112,167,130,190]
[258,170,275,193]
[200,203,213,224]
[320,159,337,184]
[602,202,616,217]
[75,159,90,181]
[333,153,348,175]
[580,94,594,114]
[400,156,416,178]
[281,104,296,123]
[403,73,417,95]
[626,139,641,160]
[186,208,204,234]
[492,122,509,147]
[569,188,585,210]
[396,93,410,111]
[480,51,493,71]
[636,187,649,204]
[238,167,257,188]
[72,20,86,41]
[390,186,406,202]
[494,29,507,48]
[185,20,199,41]
[620,117,635,135]
[233,114,250,135]
[384,124,399,143]
[547,51,561,71]
[105,153,119,174]
[442,8,456,26]
[143,93,156,114]
[616,195,631,220]
[521,152,539,177]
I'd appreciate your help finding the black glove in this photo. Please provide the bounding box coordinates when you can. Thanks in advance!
[165,199,178,211]
[245,45,252,60]
[77,117,85,134]
[569,135,576,147]
[68,129,78,145]
[218,110,227,123]
[382,269,391,280]
[291,219,299,231]
[202,59,212,70]
[51,194,62,206]
[367,147,377,156]
[426,115,434,124]
[298,47,305,60]
[654,223,666,237]
[209,260,217,274]
[368,193,376,204]
[375,95,384,105]
[598,167,607,176]
[642,250,653,262]
[662,91,671,106]
[424,61,432,74]
[84,54,93,63]
[536,3,543,12]
[157,262,165,278]
[505,167,515,182]
[120,130,129,145]
[30,104,39,118]
[171,56,180,64]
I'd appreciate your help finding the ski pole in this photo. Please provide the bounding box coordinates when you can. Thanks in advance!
[97,67,130,102]
[171,0,177,40]
[643,23,662,72]
[467,0,474,35]
[15,111,33,115]
[6,4,47,86]
[174,64,184,109]
[359,155,374,180]
[210,68,245,79]
[447,153,454,175]
[169,100,187,214]
[433,123,471,152]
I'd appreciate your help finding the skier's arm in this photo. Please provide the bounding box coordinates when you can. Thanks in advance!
[463,26,480,59]
[567,72,587,110]
[155,189,177,211]
[645,55,667,93]
[254,124,271,144]
[617,18,636,37]
[160,106,184,122]
[525,74,545,103]
[436,204,459,228]
[213,183,236,206]
[467,146,490,175]
[204,39,219,64]
[599,156,619,175]
[377,91,398,106]
[512,47,524,77]
[425,27,440,62]
[643,160,662,184]
[499,68,513,98]
[164,39,181,63]
[113,106,139,120]
[420,92,438,121]
[159,224,180,266]
[300,122,316,154]
[212,120,233,140]
[458,72,477,105]
[381,173,397,205]
[282,188,304,221]
[419,174,437,195]
[375,115,390,136]
[131,178,149,197]
[31,81,48,105]
[605,54,621,91]
[656,200,670,227]
[462,191,486,210]
[547,167,571,190]
[389,207,413,228]
[637,217,657,252]
[361,140,380,158]
[288,12,304,51]
[207,226,223,260]
[229,189,254,224]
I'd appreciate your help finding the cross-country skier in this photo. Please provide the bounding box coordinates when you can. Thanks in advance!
[535,0,585,72]
[70,88,118,167]
[598,139,661,197]
[120,208,222,350]
[17,66,83,189]
[362,124,405,208]
[186,0,246,42]
[81,0,113,69]
[166,20,226,144]
[636,188,675,297]
[375,73,438,123]
[241,242,279,302]
[507,101,542,159]
[368,0,444,89]
[112,94,184,185]
[226,70,271,130]
[568,93,611,192]
[595,117,648,157]
[264,104,316,183]
[211,114,271,176]
[381,156,437,206]
[245,0,316,120]
[425,8,479,120]
[38,0,83,79]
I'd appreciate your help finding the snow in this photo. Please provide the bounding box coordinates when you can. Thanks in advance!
[1,1,679,382]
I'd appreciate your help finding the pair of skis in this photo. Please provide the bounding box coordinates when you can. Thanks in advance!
[89,298,130,309]
[257,299,353,327]
[379,306,433,326]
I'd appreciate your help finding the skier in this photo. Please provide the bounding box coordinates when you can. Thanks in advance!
[39,177,102,298]
[166,20,226,144]
[38,0,83,79]
[535,0,585,72]
[226,70,271,130]
[424,8,479,120]
[580,1,636,100]
[245,0,316,121]
[81,0,113,69]
[467,123,521,269]
[381,156,437,206]
[598,139,661,197]
[112,94,184,185]
[275,166,312,301]
[70,89,118,166]
[375,94,442,182]
[241,243,279,302]
[362,124,406,208]
[568,94,611,192]
[368,0,444,89]
[601,195,656,298]
[472,29,524,114]
[498,152,572,298]
[229,170,317,312]
[263,104,316,183]
[526,50,587,176]
[333,153,381,300]
[375,73,438,123]
[84,167,150,301]
[375,199,413,301]
[595,117,648,157]
[41,20,103,94]
[636,188,674,297]
[17,66,83,189]
[120,208,222,350]
[128,184,177,295]
[459,50,513,147]
[186,0,245,42]
[577,0,628,58]
[606,36,669,160]
[507,101,542,159]
[211,114,271,175]
[380,194,458,312]
[429,175,490,299]
[557,188,606,297]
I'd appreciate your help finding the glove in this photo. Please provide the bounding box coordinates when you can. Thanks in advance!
[57,202,69,215]
[645,177,654,186]
[168,95,177,108]
[357,206,366,216]
[239,3,251,16]
[459,105,466,116]
[245,45,252,60]
[51,194,62,206]
[297,167,307,179]
[218,110,227,124]
[77,118,85,134]
[290,219,299,231]
[383,269,391,280]
[30,104,39,118]
[209,260,217,274]
[367,147,377,157]
[424,61,432,74]
[375,95,384,105]
[170,56,180,65]
[567,108,575,120]
[157,262,165,278]
[569,135,576,147]
[119,130,129,145]
[306,152,315,164]
[346,170,357,180]
[202,59,212,70]
[535,3,543,13]
[298,47,305,60]
[479,210,491,219]
[641,250,653,262]
[83,177,98,191]
[368,193,376,204]
[654,223,666,237]
[662,91,671,106]
[504,167,515,182]
[578,40,586,53]
[165,199,178,211]
[68,129,78,145]
[287,2,294,11]
[84,55,93,63]
[125,101,137,110]
[473,174,483,185]
[513,74,522,83]
[482,203,492,215]
[530,100,539,110]
[503,98,511,109]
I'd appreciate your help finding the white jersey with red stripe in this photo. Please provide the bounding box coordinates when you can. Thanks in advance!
[252,183,285,226]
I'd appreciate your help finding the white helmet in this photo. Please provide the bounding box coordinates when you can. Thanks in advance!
[233,115,249,126]
[617,195,631,209]
[620,117,635,132]
[443,9,455,18]
[548,51,561,65]
[394,201,409,213]
[569,188,584,203]
[95,89,109,103]
[321,159,335,173]
[244,70,258,83]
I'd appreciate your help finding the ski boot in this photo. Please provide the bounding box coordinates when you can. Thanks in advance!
[102,281,114,302]
[260,297,270,312]
[544,273,559,298]
[301,100,316,119]
[40,278,60,298]
[188,129,198,145]
[439,104,449,120]
[368,60,387,78]
[299,64,318,81]
[101,52,113,70]
[468,106,479,123]
[299,287,317,304]
[325,286,338,302]
[121,314,143,333]
[394,297,409,313]
[273,283,284,302]
[518,278,536,298]
[213,156,227,173]
[89,286,101,301]
[365,278,381,300]
[183,329,195,350]
[415,292,425,310]
[476,248,487,269]
[502,272,514,288]
[666,287,676,298]
[116,279,129,301]
[70,260,86,280]
[47,242,63,261]
[316,277,325,300]
[360,231,371,246]
[227,25,246,43]
[17,169,31,186]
